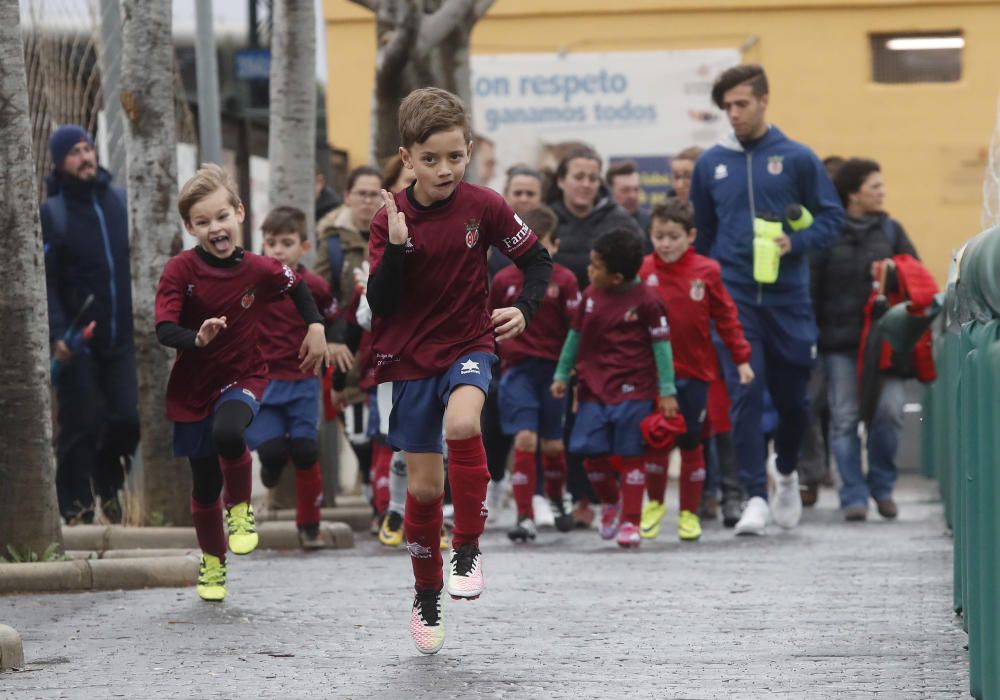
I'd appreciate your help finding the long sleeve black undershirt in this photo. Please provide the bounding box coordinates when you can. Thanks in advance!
[156,278,323,350]
[511,242,552,325]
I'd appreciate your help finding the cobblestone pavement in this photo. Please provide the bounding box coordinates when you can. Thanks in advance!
[1,474,968,699]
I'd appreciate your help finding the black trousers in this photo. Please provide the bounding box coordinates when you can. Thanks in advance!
[54,347,139,520]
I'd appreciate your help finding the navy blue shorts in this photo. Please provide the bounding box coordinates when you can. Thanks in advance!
[173,385,262,459]
[498,357,565,440]
[569,399,653,458]
[244,377,320,450]
[389,351,496,454]
[675,378,709,436]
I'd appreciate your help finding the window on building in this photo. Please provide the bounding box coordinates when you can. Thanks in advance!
[870,31,964,84]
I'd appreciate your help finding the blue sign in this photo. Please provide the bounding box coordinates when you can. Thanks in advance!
[235,49,271,81]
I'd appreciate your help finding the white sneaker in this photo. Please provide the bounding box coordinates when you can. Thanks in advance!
[734,496,769,536]
[532,494,555,527]
[410,587,444,654]
[771,470,803,529]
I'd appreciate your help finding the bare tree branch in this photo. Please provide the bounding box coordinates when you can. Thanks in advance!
[380,0,419,76]
[417,0,474,58]
[473,0,495,20]
[348,0,377,11]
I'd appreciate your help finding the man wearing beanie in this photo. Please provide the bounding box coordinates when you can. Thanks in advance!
[42,124,139,525]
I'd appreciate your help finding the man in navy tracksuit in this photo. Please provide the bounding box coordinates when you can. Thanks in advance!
[690,65,843,535]
[42,125,139,524]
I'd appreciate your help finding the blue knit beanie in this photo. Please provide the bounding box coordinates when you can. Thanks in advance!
[48,124,93,168]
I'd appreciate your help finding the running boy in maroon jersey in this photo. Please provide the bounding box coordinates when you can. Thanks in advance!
[244,206,347,549]
[367,87,552,654]
[638,198,754,541]
[551,229,678,550]
[489,205,580,542]
[155,165,329,602]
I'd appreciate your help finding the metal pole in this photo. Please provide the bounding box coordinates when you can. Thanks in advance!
[195,0,224,165]
[98,0,125,185]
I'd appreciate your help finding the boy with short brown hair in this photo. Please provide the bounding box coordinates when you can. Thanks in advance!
[367,87,553,654]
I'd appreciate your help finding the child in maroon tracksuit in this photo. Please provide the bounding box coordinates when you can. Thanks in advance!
[638,198,754,542]
[489,205,580,542]
[155,165,329,602]
[244,206,342,548]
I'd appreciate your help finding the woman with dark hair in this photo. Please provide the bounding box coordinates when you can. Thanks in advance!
[812,158,919,521]
[548,146,643,290]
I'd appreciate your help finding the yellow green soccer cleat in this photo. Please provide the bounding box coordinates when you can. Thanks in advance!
[678,509,702,541]
[196,554,227,602]
[379,511,404,547]
[640,500,667,540]
[225,502,259,555]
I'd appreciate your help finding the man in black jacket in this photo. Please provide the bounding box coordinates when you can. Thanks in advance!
[42,125,139,524]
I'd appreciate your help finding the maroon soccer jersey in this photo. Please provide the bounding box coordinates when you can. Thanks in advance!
[572,282,671,404]
[155,249,299,421]
[257,265,337,381]
[369,182,538,382]
[639,249,750,382]
[489,262,579,369]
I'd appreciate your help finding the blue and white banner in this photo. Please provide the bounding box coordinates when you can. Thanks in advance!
[470,48,739,187]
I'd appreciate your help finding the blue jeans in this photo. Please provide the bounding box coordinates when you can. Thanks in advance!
[822,352,905,508]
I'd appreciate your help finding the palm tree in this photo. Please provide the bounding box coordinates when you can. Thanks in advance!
[121,0,191,525]
[0,0,63,556]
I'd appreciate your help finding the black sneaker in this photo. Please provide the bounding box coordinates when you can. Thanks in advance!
[298,523,324,549]
[507,516,537,543]
[410,587,444,654]
[550,498,575,533]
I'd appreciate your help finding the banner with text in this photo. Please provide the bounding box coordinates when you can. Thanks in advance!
[470,48,739,199]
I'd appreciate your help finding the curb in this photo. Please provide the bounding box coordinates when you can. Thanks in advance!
[0,624,24,671]
[0,556,198,595]
[257,506,372,532]
[60,521,354,552]
[65,549,199,560]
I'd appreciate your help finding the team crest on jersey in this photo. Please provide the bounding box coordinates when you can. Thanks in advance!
[767,156,784,175]
[714,163,728,180]
[690,279,706,301]
[645,274,659,287]
[546,283,560,298]
[240,287,256,309]
[465,219,480,248]
[624,306,639,322]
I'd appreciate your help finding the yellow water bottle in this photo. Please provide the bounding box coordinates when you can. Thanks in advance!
[753,215,783,284]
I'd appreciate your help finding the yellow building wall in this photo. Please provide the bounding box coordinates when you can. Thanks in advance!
[324,0,1000,282]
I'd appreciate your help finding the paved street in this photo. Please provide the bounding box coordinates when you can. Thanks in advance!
[1,475,967,699]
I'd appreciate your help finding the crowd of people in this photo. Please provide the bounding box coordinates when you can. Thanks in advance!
[40,62,930,655]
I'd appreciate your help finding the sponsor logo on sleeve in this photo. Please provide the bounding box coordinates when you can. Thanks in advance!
[460,359,481,375]
[502,217,532,252]
[649,314,670,339]
[566,292,581,311]
[280,264,295,292]
[585,297,594,314]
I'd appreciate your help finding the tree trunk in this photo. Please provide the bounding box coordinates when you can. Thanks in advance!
[0,0,63,556]
[121,0,191,526]
[269,0,317,236]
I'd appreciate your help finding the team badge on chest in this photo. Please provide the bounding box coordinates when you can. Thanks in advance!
[546,283,560,298]
[767,156,784,175]
[690,279,706,302]
[241,287,256,309]
[465,219,480,249]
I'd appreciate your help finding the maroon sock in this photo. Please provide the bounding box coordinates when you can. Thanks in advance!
[190,496,226,561]
[644,449,669,504]
[542,451,567,502]
[295,463,324,527]
[447,435,490,549]
[220,448,252,508]
[620,456,646,525]
[680,447,707,513]
[371,442,392,514]
[584,456,620,504]
[511,449,536,518]
[404,491,444,590]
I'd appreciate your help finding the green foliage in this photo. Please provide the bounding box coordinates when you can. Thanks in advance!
[4,542,65,563]
[147,511,172,527]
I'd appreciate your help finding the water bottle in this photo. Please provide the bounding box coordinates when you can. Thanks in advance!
[753,215,783,284]
[786,204,814,231]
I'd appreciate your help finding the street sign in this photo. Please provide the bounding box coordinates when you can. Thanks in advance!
[235,49,271,81]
